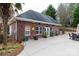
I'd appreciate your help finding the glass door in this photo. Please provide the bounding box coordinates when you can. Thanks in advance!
[44,27,50,37]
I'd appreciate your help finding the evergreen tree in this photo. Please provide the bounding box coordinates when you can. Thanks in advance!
[42,4,56,19]
[72,5,79,27]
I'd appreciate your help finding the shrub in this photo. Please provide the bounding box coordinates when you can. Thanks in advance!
[50,32,54,37]
[43,32,48,38]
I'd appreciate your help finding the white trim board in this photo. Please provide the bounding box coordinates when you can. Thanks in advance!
[16,17,61,26]
[8,17,61,26]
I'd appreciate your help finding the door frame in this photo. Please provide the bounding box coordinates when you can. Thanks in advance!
[44,27,50,37]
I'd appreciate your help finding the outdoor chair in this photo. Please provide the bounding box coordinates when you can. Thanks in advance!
[76,34,79,41]
[69,33,79,41]
[71,33,78,40]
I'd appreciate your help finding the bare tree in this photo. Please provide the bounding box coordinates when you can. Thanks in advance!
[57,3,70,33]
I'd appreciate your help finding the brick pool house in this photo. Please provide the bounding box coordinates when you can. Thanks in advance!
[8,10,62,41]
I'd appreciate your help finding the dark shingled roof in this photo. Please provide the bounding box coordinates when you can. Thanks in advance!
[17,10,57,24]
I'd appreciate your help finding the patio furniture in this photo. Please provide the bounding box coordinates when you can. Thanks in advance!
[76,34,79,41]
[69,33,79,41]
[33,36,38,40]
[72,33,78,40]
[23,36,29,46]
[23,36,29,42]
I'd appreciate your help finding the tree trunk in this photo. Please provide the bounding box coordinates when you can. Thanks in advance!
[61,20,66,34]
[2,17,8,45]
[2,4,10,45]
[2,17,8,55]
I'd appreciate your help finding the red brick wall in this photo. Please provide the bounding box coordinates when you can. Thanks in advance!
[17,20,36,41]
[17,21,54,41]
[16,20,61,41]
[17,21,25,41]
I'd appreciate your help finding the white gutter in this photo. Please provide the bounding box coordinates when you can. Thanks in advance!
[8,17,61,26]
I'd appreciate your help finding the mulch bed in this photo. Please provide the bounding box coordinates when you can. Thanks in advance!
[7,43,24,56]
[0,43,24,56]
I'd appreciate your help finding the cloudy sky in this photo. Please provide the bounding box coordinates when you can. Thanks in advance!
[20,0,59,13]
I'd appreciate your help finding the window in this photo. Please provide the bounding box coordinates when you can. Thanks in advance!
[35,26,43,35]
[40,27,42,33]
[10,23,17,36]
[25,26,31,36]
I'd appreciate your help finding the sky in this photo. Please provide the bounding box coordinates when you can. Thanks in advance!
[20,0,59,14]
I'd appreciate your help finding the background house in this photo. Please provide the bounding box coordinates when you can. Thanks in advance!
[8,10,62,41]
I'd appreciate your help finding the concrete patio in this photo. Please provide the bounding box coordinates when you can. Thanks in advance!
[18,34,79,56]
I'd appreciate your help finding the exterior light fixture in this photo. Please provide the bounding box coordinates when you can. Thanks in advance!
[32,27,35,31]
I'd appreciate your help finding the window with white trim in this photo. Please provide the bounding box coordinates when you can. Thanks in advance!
[35,26,43,35]
[25,26,31,36]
